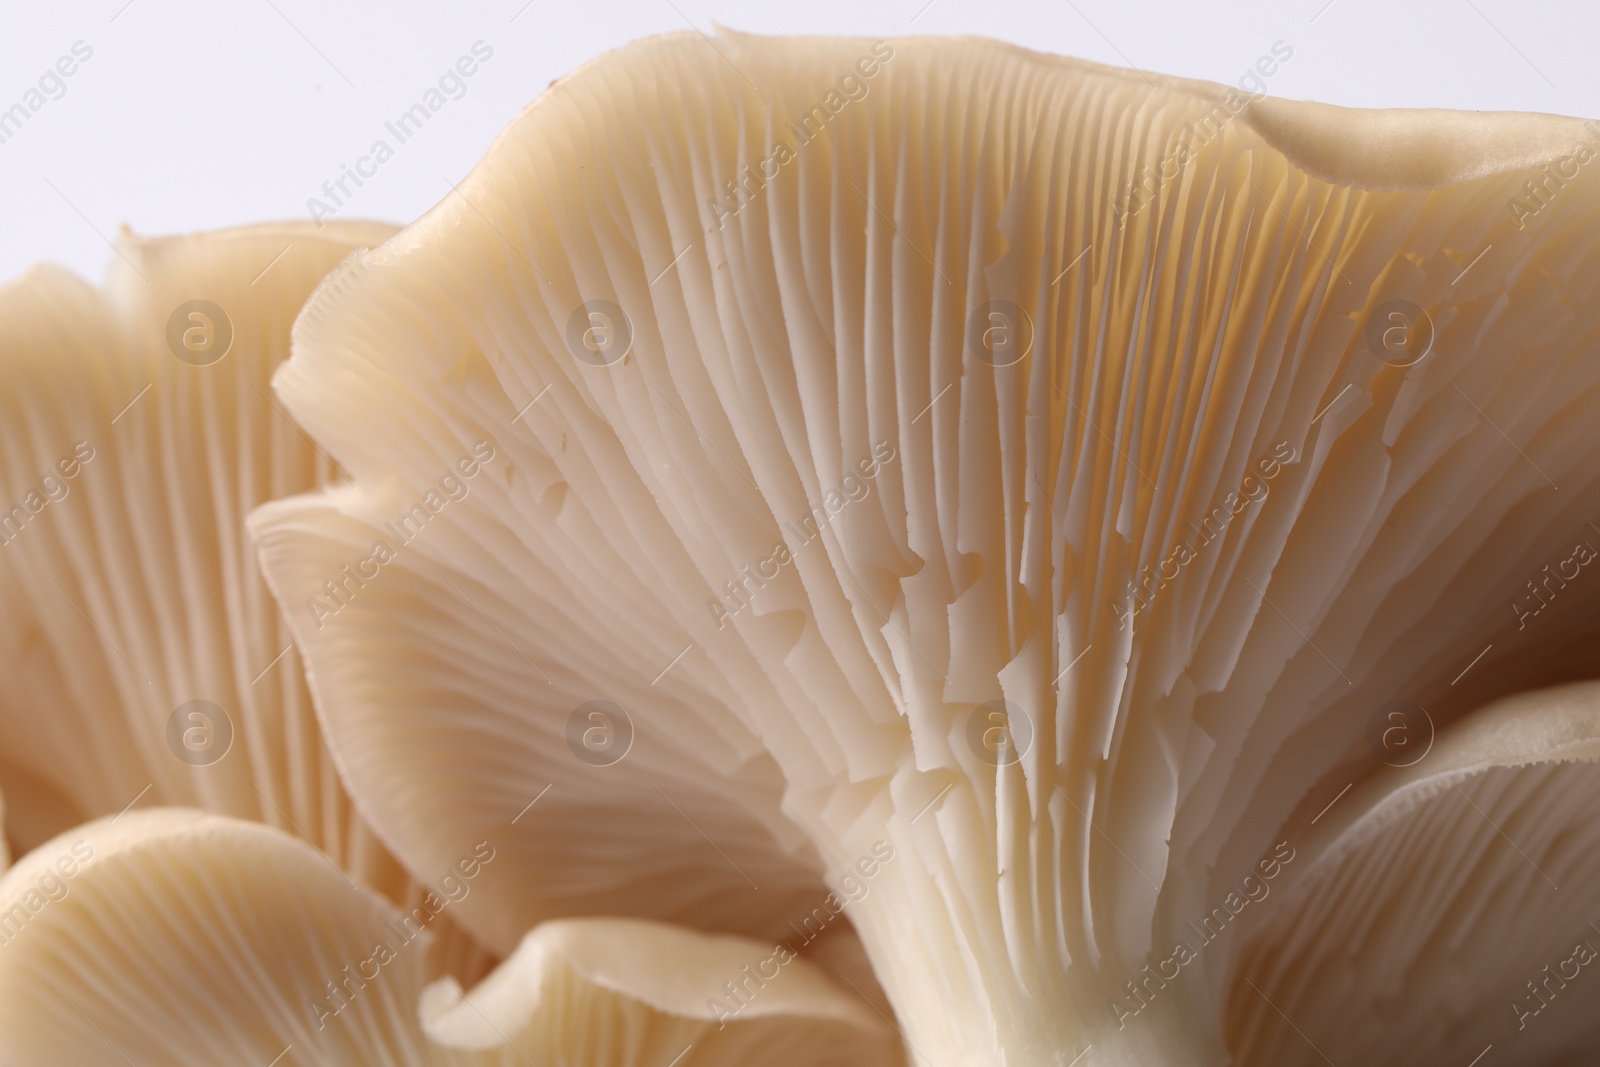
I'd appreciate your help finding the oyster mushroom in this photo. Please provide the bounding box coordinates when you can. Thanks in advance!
[0,27,1593,1067]
[1229,680,1600,1065]
[246,30,1600,1066]
[0,808,896,1065]
[0,224,446,913]
[0,217,896,1067]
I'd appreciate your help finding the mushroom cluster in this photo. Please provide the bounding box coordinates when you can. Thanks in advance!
[2,29,1599,1067]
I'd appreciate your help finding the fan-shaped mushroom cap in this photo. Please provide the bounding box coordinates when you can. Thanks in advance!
[0,224,417,899]
[1230,681,1600,1065]
[249,31,1600,1066]
[0,809,895,1065]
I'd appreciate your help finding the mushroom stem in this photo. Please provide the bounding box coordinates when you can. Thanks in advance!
[837,852,1224,1067]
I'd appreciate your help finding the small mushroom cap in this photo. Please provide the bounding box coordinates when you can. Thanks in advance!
[0,809,895,1065]
[1231,681,1600,1064]
[0,224,416,897]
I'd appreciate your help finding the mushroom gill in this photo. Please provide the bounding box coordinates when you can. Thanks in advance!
[0,225,472,933]
[0,808,895,1065]
[1229,681,1600,1065]
[0,28,1586,1067]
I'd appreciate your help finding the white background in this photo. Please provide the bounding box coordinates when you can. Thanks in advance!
[2,0,1596,285]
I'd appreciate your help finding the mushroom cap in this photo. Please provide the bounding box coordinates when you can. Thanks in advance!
[229,28,1600,1065]
[1231,681,1600,1065]
[0,808,895,1065]
[0,223,444,909]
